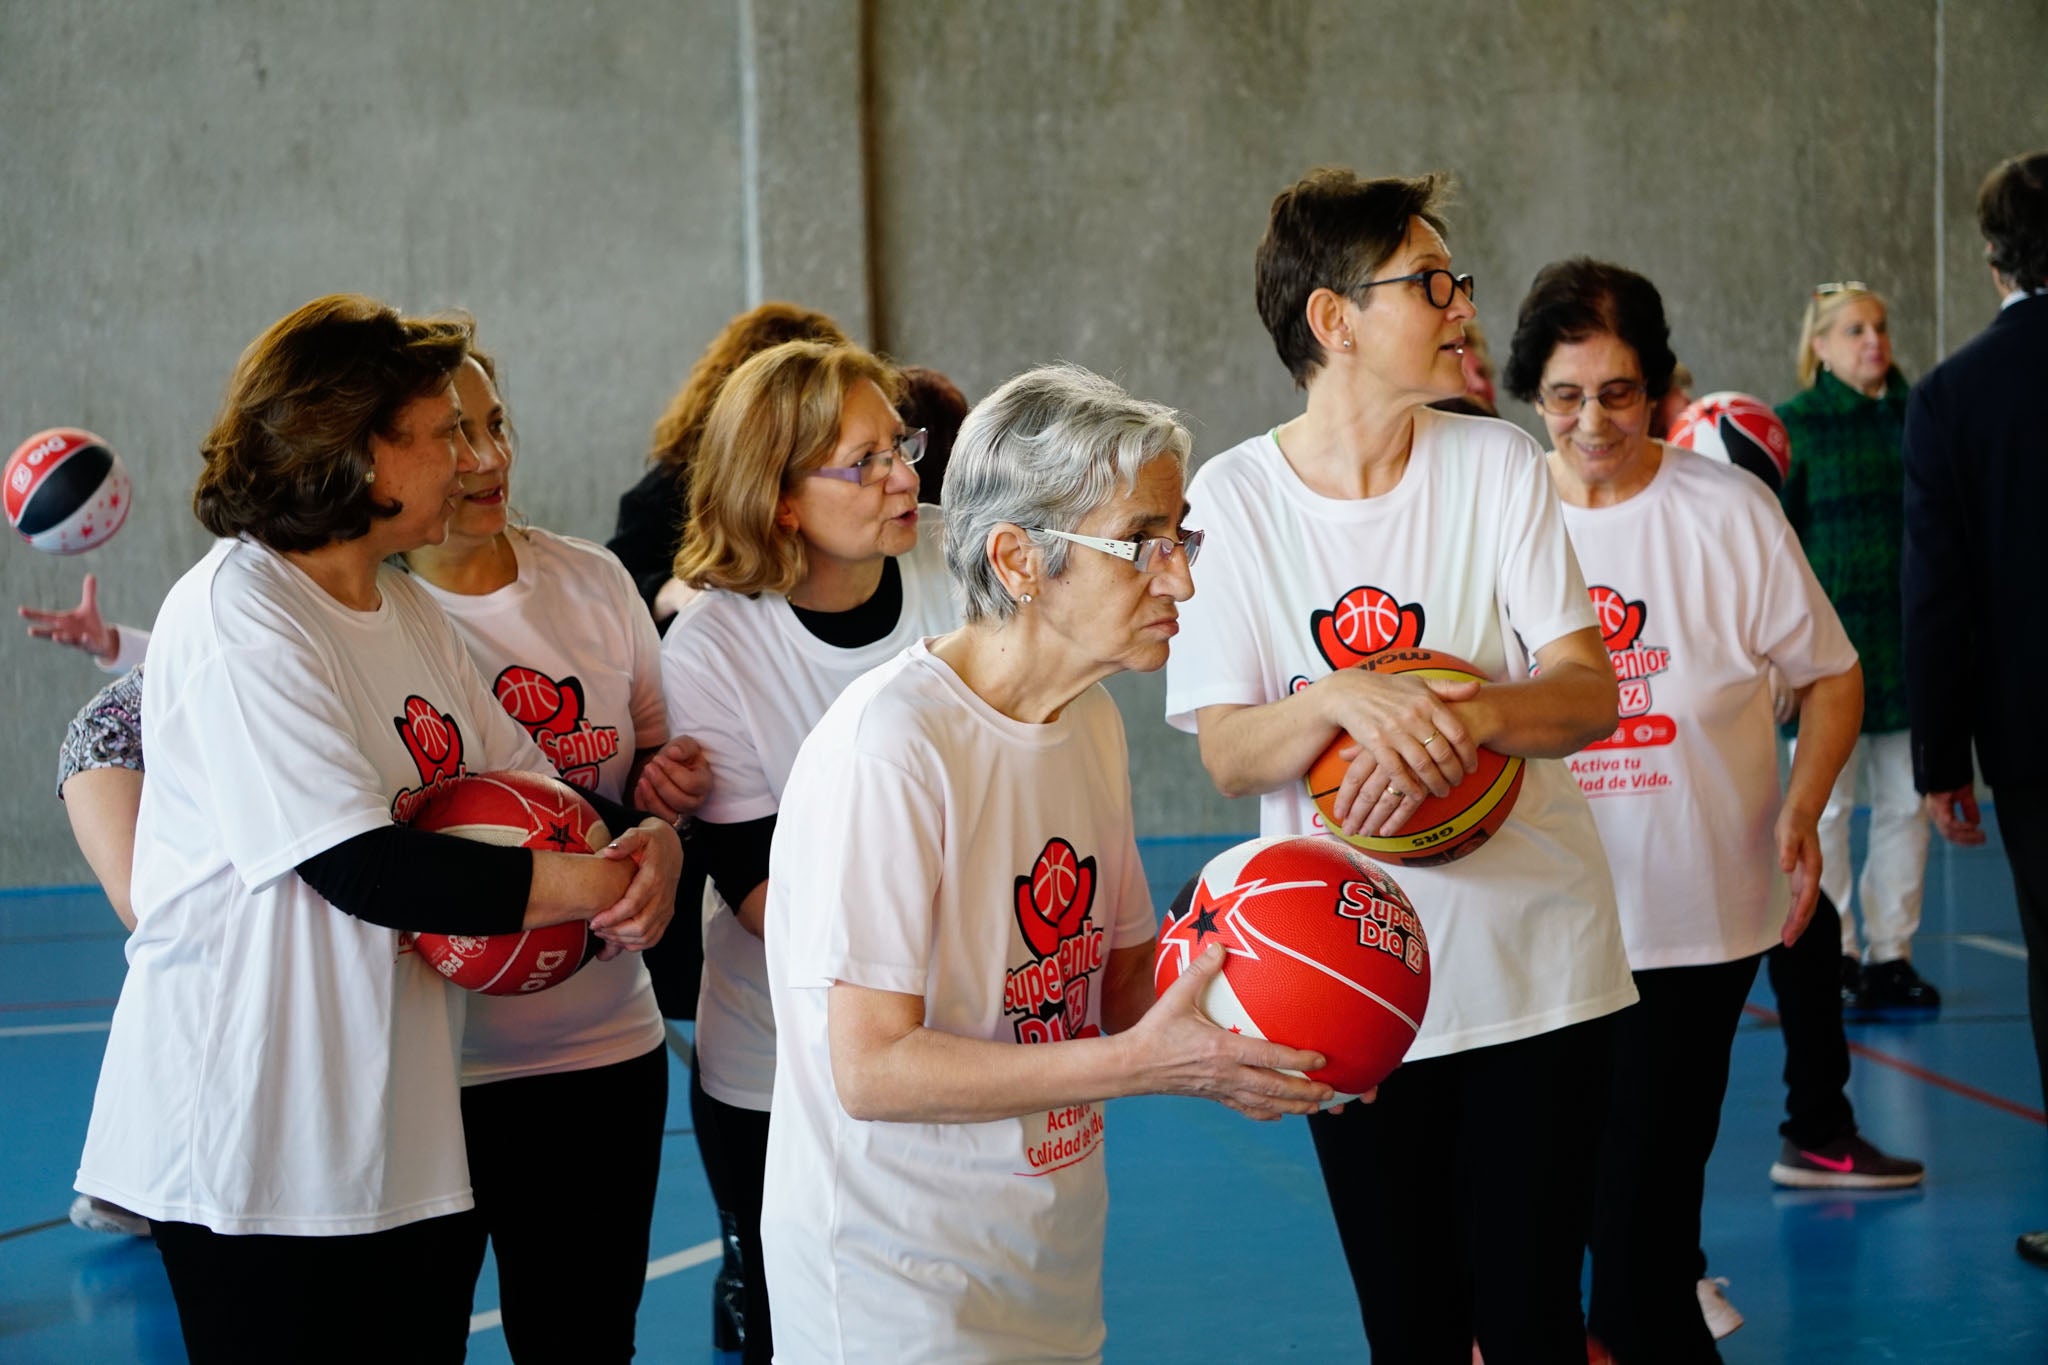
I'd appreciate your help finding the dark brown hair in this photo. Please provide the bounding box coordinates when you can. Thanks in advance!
[1980,151,2048,292]
[897,365,970,506]
[194,295,472,551]
[1256,169,1451,388]
[649,302,847,475]
[1502,258,1677,403]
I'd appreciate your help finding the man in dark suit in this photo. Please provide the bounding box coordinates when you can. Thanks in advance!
[1901,148,2048,1266]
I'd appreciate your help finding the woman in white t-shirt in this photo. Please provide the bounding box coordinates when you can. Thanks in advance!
[401,346,710,1361]
[1163,169,1638,1361]
[1502,259,1864,1363]
[659,339,962,1364]
[762,362,1332,1365]
[74,296,682,1364]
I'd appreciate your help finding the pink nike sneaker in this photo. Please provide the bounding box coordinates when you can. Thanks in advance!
[1768,1134,1925,1189]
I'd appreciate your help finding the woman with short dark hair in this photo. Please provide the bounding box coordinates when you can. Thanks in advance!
[1167,169,1637,1360]
[1507,258,1865,1362]
[74,295,680,1364]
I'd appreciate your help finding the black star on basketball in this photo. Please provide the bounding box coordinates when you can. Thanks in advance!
[1193,905,1220,939]
[544,821,579,849]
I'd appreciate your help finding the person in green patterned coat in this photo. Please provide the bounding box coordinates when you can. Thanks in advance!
[1778,283,1939,1012]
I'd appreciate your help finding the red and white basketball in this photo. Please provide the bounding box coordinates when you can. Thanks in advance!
[1155,836,1430,1098]
[1667,391,1792,493]
[5,428,132,554]
[1332,585,1403,655]
[1304,648,1524,866]
[404,770,611,995]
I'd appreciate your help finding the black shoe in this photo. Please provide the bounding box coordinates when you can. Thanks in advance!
[1841,954,1865,1008]
[2019,1231,2048,1266]
[1862,958,1941,1011]
[1769,1134,1926,1189]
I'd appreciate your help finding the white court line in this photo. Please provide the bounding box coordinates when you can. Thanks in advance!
[0,1020,112,1039]
[1956,934,2029,961]
[470,1237,722,1334]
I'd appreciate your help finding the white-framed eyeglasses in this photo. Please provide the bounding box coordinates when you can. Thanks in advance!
[807,428,928,486]
[1030,526,1204,573]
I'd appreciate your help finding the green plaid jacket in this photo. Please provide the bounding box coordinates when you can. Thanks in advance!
[1776,367,1911,734]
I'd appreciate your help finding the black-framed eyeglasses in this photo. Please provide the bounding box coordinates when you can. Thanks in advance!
[1350,268,1475,310]
[1813,280,1870,298]
[807,428,928,486]
[1536,380,1648,417]
[1029,527,1205,574]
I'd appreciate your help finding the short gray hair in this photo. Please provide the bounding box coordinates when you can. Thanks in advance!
[942,363,1191,623]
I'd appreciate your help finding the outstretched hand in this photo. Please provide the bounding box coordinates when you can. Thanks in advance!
[20,574,118,660]
[1128,944,1336,1120]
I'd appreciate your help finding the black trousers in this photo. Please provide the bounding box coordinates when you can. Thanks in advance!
[458,1043,670,1363]
[155,1210,479,1364]
[1993,786,2048,1106]
[1766,890,1858,1147]
[1307,1013,1613,1364]
[1589,955,1763,1365]
[690,1062,773,1365]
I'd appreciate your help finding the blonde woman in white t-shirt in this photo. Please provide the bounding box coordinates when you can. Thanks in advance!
[400,345,711,1361]
[1503,258,1868,1362]
[74,296,683,1364]
[1164,169,1638,1362]
[659,339,962,1364]
[760,363,1333,1364]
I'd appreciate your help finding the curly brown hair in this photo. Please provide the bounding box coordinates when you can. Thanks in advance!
[649,302,847,476]
[194,295,472,552]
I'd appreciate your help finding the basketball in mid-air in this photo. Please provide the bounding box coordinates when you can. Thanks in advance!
[1305,648,1524,866]
[1155,836,1430,1098]
[405,770,609,995]
[5,428,132,554]
[1667,392,1792,493]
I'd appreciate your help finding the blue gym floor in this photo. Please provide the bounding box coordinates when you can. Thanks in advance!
[3,810,2042,1362]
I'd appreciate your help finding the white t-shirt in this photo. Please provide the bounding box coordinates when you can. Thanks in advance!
[1559,446,1858,968]
[413,528,669,1083]
[761,643,1156,1365]
[76,538,555,1235]
[660,509,958,1110]
[1164,410,1638,1059]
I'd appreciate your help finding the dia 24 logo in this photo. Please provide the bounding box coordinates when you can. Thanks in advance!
[1005,837,1107,1044]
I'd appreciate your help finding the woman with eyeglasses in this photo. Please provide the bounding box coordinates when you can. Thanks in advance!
[658,339,960,1363]
[1164,169,1637,1361]
[1778,282,1938,1014]
[759,363,1329,1363]
[1504,258,1864,1363]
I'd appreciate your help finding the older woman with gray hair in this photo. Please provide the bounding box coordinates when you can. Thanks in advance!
[758,363,1333,1364]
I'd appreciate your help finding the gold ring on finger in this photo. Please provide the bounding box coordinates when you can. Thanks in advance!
[1421,732,1442,748]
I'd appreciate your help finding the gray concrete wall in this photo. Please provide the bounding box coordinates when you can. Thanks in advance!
[4,0,2044,883]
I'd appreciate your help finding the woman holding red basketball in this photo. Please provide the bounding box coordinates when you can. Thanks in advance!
[1505,258,1864,1363]
[400,343,708,1362]
[74,297,681,1364]
[656,338,963,1364]
[759,362,1331,1364]
[1164,169,1638,1361]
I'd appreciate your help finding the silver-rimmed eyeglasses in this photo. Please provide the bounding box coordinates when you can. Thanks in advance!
[1030,527,1204,574]
[1535,380,1648,417]
[807,428,928,486]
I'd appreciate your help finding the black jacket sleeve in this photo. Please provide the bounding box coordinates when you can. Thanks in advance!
[298,826,532,936]
[606,465,688,621]
[684,814,776,912]
[1901,375,1977,793]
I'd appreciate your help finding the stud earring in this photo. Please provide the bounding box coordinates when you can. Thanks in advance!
[365,469,377,484]
[1020,592,1033,604]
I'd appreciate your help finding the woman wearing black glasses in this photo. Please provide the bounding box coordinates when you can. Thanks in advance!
[1506,258,1865,1363]
[658,339,960,1363]
[1165,169,1637,1362]
[758,363,1330,1363]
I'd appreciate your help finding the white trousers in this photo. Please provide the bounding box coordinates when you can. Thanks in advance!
[1802,729,1931,964]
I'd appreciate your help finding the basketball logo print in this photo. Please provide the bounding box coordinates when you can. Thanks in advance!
[490,664,619,788]
[1588,585,1646,651]
[1015,837,1096,961]
[390,695,469,820]
[1311,584,1426,670]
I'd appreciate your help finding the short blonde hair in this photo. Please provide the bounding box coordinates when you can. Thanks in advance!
[1796,285,1887,389]
[674,340,900,596]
